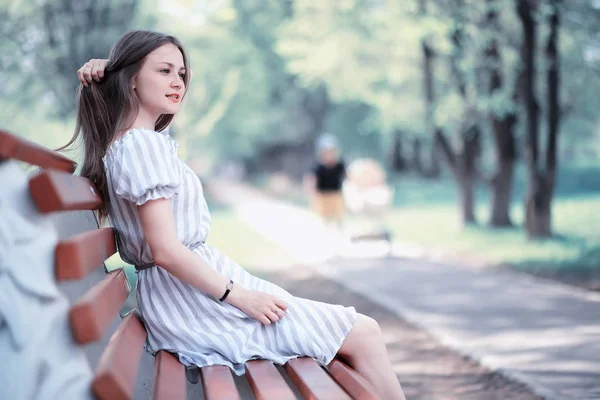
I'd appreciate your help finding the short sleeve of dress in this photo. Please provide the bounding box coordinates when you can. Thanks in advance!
[111,129,182,206]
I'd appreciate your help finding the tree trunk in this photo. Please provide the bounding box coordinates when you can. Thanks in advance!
[412,137,425,174]
[435,128,480,225]
[519,0,560,238]
[459,176,477,223]
[544,0,561,212]
[390,130,406,173]
[517,0,550,238]
[460,126,480,224]
[525,171,553,237]
[427,143,441,178]
[421,39,441,179]
[485,0,517,227]
[489,158,514,226]
[302,83,330,140]
[438,4,480,225]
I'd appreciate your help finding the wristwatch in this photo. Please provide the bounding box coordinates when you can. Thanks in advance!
[219,279,234,302]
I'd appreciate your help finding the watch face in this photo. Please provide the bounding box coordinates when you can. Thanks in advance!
[227,280,234,290]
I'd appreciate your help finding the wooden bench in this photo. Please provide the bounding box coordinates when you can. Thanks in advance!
[0,129,379,400]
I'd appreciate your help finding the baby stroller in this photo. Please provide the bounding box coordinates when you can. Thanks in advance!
[342,158,394,245]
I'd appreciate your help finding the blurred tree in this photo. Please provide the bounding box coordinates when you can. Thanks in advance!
[424,0,483,225]
[1,0,139,118]
[277,1,428,158]
[230,0,332,177]
[389,129,407,172]
[418,0,442,178]
[518,0,562,238]
[483,0,518,227]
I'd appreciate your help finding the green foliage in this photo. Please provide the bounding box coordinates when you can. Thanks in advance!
[2,0,139,118]
[2,0,600,173]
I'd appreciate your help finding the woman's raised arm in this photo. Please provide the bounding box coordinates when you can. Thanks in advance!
[77,59,109,86]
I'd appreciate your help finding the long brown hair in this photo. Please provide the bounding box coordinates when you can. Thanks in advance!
[58,30,190,221]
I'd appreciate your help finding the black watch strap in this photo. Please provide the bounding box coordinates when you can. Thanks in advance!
[219,279,234,302]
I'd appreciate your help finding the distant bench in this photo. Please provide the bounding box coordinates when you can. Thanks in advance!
[0,129,379,400]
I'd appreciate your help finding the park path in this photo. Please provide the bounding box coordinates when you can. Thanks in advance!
[207,178,600,400]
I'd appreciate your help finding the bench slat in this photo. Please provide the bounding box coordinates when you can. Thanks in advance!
[92,313,147,400]
[328,359,378,400]
[56,228,117,280]
[29,170,101,213]
[201,365,241,400]
[0,129,77,172]
[285,358,352,400]
[153,351,186,400]
[245,360,296,400]
[69,269,129,344]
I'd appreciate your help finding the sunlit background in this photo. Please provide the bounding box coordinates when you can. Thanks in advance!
[2,0,600,289]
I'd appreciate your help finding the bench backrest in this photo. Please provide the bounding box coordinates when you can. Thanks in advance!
[1,129,379,400]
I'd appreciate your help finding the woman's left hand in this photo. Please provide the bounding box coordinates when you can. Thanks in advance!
[78,59,109,87]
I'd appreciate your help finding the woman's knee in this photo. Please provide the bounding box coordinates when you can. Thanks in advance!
[339,314,383,360]
[357,314,382,340]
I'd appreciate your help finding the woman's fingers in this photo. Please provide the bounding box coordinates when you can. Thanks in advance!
[266,309,280,323]
[82,63,93,85]
[77,59,108,86]
[274,298,288,311]
[77,64,88,87]
[91,63,101,82]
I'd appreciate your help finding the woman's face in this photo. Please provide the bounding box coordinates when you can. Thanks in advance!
[133,43,186,119]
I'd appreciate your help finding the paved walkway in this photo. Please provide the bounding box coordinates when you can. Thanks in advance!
[208,178,600,400]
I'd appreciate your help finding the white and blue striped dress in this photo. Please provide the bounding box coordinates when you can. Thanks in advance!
[102,128,357,375]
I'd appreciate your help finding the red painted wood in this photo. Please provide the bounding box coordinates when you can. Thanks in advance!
[0,129,76,172]
[285,357,351,400]
[92,313,147,400]
[245,360,296,400]
[69,269,129,344]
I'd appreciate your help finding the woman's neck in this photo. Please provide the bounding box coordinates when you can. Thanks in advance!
[130,109,159,131]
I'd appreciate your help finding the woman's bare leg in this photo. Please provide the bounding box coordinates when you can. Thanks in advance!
[336,314,406,400]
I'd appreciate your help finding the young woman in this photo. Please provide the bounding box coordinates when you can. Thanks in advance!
[69,30,405,399]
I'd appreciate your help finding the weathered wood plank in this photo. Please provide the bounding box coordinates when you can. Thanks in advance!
[69,269,129,344]
[29,170,101,213]
[245,360,296,400]
[328,359,378,400]
[285,358,352,400]
[92,313,147,400]
[56,228,117,280]
[152,351,186,400]
[201,365,241,400]
[0,129,76,172]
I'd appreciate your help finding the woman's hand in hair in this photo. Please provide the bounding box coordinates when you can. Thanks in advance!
[78,59,109,87]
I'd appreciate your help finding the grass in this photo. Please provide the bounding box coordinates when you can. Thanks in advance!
[381,171,600,285]
[256,165,600,286]
[203,206,293,271]
[385,196,600,268]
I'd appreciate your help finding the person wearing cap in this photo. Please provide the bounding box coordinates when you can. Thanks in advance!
[305,133,347,228]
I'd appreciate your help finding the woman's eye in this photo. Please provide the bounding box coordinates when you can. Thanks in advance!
[179,73,185,79]
[160,69,170,74]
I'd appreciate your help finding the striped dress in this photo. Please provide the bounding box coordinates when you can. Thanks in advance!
[102,128,357,375]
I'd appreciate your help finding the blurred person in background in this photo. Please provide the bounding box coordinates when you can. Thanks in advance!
[305,133,347,230]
